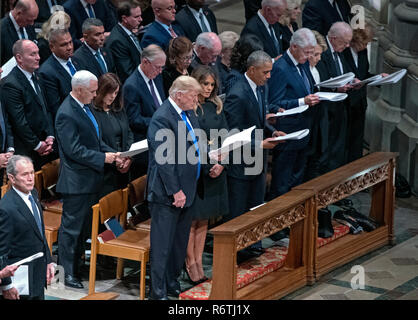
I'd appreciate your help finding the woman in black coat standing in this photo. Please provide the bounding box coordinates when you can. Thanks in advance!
[92,73,134,198]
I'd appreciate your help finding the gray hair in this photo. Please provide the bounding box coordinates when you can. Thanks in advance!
[141,44,166,62]
[71,70,98,89]
[48,28,70,45]
[261,0,287,8]
[290,28,317,48]
[195,32,220,50]
[328,21,353,38]
[219,31,239,51]
[6,155,33,176]
[247,50,272,68]
[82,18,104,33]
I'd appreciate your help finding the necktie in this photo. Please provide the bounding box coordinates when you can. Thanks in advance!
[19,27,26,39]
[95,51,107,73]
[0,102,6,151]
[256,87,264,123]
[297,64,311,93]
[181,111,200,180]
[31,74,47,111]
[130,34,142,53]
[168,26,177,38]
[333,51,342,76]
[148,79,160,109]
[66,60,77,76]
[269,25,280,55]
[29,194,43,235]
[199,12,209,32]
[83,105,100,137]
[87,4,95,18]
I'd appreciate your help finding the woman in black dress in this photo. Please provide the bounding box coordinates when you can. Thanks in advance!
[184,66,229,284]
[92,73,134,198]
[162,36,193,96]
[278,0,301,51]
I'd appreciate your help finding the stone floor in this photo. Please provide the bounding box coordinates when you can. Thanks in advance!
[43,1,418,301]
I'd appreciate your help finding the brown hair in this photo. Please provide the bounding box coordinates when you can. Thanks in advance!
[191,65,222,115]
[167,36,193,67]
[93,73,123,112]
[351,23,374,47]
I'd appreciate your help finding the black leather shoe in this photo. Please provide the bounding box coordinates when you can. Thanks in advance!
[167,288,181,298]
[64,274,84,289]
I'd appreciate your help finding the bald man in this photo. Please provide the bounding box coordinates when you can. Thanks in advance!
[1,0,39,65]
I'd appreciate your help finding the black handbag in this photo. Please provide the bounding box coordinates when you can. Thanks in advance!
[318,208,334,238]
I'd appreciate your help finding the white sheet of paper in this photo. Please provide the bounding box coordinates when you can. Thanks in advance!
[250,203,266,211]
[315,92,348,102]
[0,265,29,295]
[314,72,355,88]
[208,125,256,159]
[119,139,148,157]
[273,105,309,117]
[368,69,407,86]
[11,252,44,267]
[1,57,17,79]
[273,129,310,141]
[350,74,382,86]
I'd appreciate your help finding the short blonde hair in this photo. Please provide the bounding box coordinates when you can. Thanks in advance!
[219,31,239,51]
[312,30,328,52]
[38,10,71,40]
[279,0,302,26]
[169,76,202,97]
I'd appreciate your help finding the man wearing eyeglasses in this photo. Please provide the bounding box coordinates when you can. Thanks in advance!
[123,44,167,179]
[141,0,184,51]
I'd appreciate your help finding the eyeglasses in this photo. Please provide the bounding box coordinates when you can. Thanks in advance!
[146,58,164,71]
[178,55,193,62]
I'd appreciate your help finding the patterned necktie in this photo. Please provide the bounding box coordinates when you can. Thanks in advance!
[66,60,77,76]
[83,105,100,137]
[168,26,177,38]
[269,24,280,55]
[19,27,26,39]
[333,51,342,76]
[199,12,209,32]
[181,111,200,180]
[95,51,107,73]
[29,194,43,235]
[256,86,264,123]
[148,79,160,109]
[87,4,95,18]
[297,64,311,93]
[130,34,142,53]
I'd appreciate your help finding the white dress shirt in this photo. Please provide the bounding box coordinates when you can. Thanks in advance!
[310,66,321,85]
[85,42,108,72]
[9,12,27,40]
[350,47,359,68]
[138,66,163,106]
[169,97,194,130]
[326,36,344,75]
[53,54,76,77]
[244,72,258,102]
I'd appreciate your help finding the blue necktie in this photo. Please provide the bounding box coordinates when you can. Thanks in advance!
[95,51,107,73]
[148,79,160,109]
[66,60,77,76]
[297,64,311,93]
[19,27,26,39]
[83,105,100,137]
[256,86,265,123]
[181,111,200,180]
[87,4,95,18]
[29,194,43,235]
[269,25,280,55]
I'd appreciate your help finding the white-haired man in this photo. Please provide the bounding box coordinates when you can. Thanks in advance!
[55,70,122,289]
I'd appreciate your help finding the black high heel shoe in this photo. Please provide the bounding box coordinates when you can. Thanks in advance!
[183,264,202,286]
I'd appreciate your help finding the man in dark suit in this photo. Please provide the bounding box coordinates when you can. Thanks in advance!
[147,75,202,300]
[0,0,39,65]
[34,0,65,28]
[63,0,117,49]
[317,21,354,171]
[1,40,55,171]
[302,0,352,36]
[141,0,185,51]
[267,28,320,199]
[72,18,116,79]
[241,0,287,61]
[223,50,283,257]
[39,29,79,120]
[0,155,55,300]
[175,0,218,42]
[123,44,166,179]
[55,70,120,289]
[106,1,143,83]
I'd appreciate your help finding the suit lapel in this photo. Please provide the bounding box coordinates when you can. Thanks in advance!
[255,16,276,56]
[184,7,202,35]
[82,44,102,76]
[284,54,309,96]
[70,96,100,141]
[136,70,157,111]
[15,68,47,112]
[243,79,263,127]
[52,56,72,83]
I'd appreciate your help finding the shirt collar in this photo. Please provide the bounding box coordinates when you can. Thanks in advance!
[168,97,184,116]
[85,42,99,55]
[257,10,270,30]
[287,49,299,67]
[118,22,134,36]
[53,53,70,64]
[244,72,257,93]
[9,11,21,32]
[138,65,151,84]
[17,65,33,81]
[12,186,31,200]
[187,5,204,18]
[70,92,86,108]
[326,35,337,54]
[80,0,89,9]
[155,19,171,30]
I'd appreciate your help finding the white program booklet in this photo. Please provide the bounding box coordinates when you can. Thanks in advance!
[314,72,355,88]
[119,139,148,157]
[0,265,29,295]
[368,69,407,86]
[273,129,310,141]
[315,92,348,102]
[272,105,309,117]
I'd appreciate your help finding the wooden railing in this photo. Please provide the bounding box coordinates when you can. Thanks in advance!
[208,152,397,299]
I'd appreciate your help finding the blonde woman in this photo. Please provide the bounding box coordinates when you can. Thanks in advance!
[278,0,302,51]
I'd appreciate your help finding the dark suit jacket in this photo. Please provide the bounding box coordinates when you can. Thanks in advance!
[106,24,142,83]
[1,67,54,159]
[39,56,80,119]
[174,6,218,42]
[268,52,316,150]
[72,43,115,79]
[223,76,272,180]
[34,0,66,28]
[0,188,52,298]
[241,14,283,59]
[0,89,14,154]
[146,99,200,207]
[302,0,352,36]
[279,22,298,52]
[140,21,184,52]
[55,95,114,195]
[0,14,37,65]
[123,69,166,141]
[63,0,117,48]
